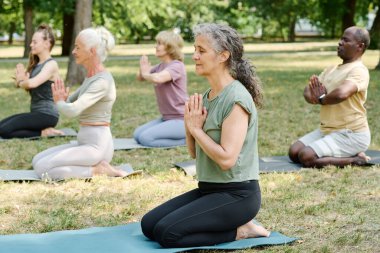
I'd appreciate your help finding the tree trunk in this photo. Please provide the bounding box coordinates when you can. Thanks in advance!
[287,17,297,42]
[375,50,380,70]
[23,3,33,58]
[61,12,75,56]
[369,4,380,49]
[341,0,356,33]
[8,22,16,45]
[370,4,380,70]
[65,0,93,86]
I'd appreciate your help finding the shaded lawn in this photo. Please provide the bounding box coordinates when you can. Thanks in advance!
[0,48,379,252]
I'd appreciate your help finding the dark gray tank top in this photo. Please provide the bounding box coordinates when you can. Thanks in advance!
[29,58,59,118]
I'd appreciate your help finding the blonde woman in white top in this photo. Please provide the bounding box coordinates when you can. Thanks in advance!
[32,27,127,180]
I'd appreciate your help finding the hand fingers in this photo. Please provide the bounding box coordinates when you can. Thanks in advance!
[193,93,199,111]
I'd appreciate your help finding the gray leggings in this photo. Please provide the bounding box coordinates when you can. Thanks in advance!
[32,126,114,180]
[133,118,185,147]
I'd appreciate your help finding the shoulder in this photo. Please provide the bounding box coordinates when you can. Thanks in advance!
[227,81,254,112]
[167,60,185,70]
[42,59,59,71]
[350,61,369,73]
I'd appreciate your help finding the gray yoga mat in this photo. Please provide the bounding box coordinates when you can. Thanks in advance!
[0,128,77,141]
[174,157,302,177]
[70,138,185,150]
[175,150,380,176]
[0,222,297,253]
[0,164,140,181]
[363,149,380,165]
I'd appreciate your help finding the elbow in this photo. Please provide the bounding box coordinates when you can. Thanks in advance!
[336,93,349,101]
[151,76,163,83]
[219,158,237,171]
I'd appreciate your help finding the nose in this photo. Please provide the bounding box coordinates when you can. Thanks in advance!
[192,51,199,60]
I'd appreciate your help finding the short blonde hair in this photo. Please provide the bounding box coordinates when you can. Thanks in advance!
[156,30,184,62]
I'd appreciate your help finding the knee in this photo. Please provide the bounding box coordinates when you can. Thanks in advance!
[153,222,180,248]
[32,160,45,178]
[288,145,299,163]
[138,134,155,147]
[288,141,305,163]
[142,221,180,248]
[140,214,155,241]
[298,148,318,167]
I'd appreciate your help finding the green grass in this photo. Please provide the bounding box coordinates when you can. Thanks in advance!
[0,43,379,252]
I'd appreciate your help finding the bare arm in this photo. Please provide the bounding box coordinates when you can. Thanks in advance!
[320,80,358,105]
[16,61,59,89]
[138,55,172,83]
[186,94,249,170]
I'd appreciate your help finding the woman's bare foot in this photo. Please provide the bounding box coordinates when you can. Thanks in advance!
[352,152,371,166]
[92,161,128,177]
[41,127,64,137]
[236,221,270,240]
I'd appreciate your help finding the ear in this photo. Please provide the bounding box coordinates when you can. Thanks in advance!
[357,42,365,53]
[90,47,97,56]
[219,51,230,63]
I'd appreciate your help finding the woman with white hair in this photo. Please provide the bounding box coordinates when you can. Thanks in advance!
[32,27,127,180]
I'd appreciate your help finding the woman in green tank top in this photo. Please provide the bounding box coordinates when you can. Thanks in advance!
[141,23,270,248]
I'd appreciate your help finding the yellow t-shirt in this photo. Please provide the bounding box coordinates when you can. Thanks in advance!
[318,60,369,134]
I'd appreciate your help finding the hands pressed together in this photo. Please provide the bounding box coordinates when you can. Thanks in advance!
[51,78,70,103]
[308,74,327,104]
[184,93,207,136]
[139,55,151,77]
[14,63,29,88]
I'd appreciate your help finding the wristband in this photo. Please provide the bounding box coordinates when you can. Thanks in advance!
[318,94,326,104]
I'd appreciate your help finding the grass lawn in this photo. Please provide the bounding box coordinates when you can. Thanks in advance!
[0,43,379,252]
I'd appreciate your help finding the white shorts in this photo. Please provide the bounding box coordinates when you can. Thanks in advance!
[299,129,371,158]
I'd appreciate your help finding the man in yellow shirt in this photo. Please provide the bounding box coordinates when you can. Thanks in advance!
[289,26,371,168]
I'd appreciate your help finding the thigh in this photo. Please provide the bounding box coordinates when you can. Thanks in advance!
[311,130,371,157]
[77,126,114,162]
[133,118,162,139]
[299,129,323,146]
[141,188,201,239]
[33,143,77,166]
[156,188,260,235]
[140,119,185,139]
[0,113,30,132]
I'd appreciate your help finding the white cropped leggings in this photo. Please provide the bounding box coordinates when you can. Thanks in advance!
[33,126,114,180]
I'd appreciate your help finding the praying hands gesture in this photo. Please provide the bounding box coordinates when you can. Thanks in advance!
[304,74,327,104]
[139,55,152,78]
[51,78,70,103]
[14,63,29,88]
[184,93,207,135]
[184,93,207,158]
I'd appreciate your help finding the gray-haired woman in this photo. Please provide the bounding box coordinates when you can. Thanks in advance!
[32,27,126,180]
[141,23,269,248]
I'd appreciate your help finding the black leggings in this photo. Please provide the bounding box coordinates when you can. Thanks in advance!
[0,112,58,139]
[141,180,261,248]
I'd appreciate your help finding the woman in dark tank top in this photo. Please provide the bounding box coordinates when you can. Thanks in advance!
[0,24,61,139]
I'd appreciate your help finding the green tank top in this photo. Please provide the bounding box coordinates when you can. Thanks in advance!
[195,80,259,183]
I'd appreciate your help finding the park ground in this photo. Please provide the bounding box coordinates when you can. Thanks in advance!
[0,41,379,253]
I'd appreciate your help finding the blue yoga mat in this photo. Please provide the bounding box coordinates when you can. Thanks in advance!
[0,222,297,253]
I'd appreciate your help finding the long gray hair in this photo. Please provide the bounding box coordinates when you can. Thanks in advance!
[193,23,263,108]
